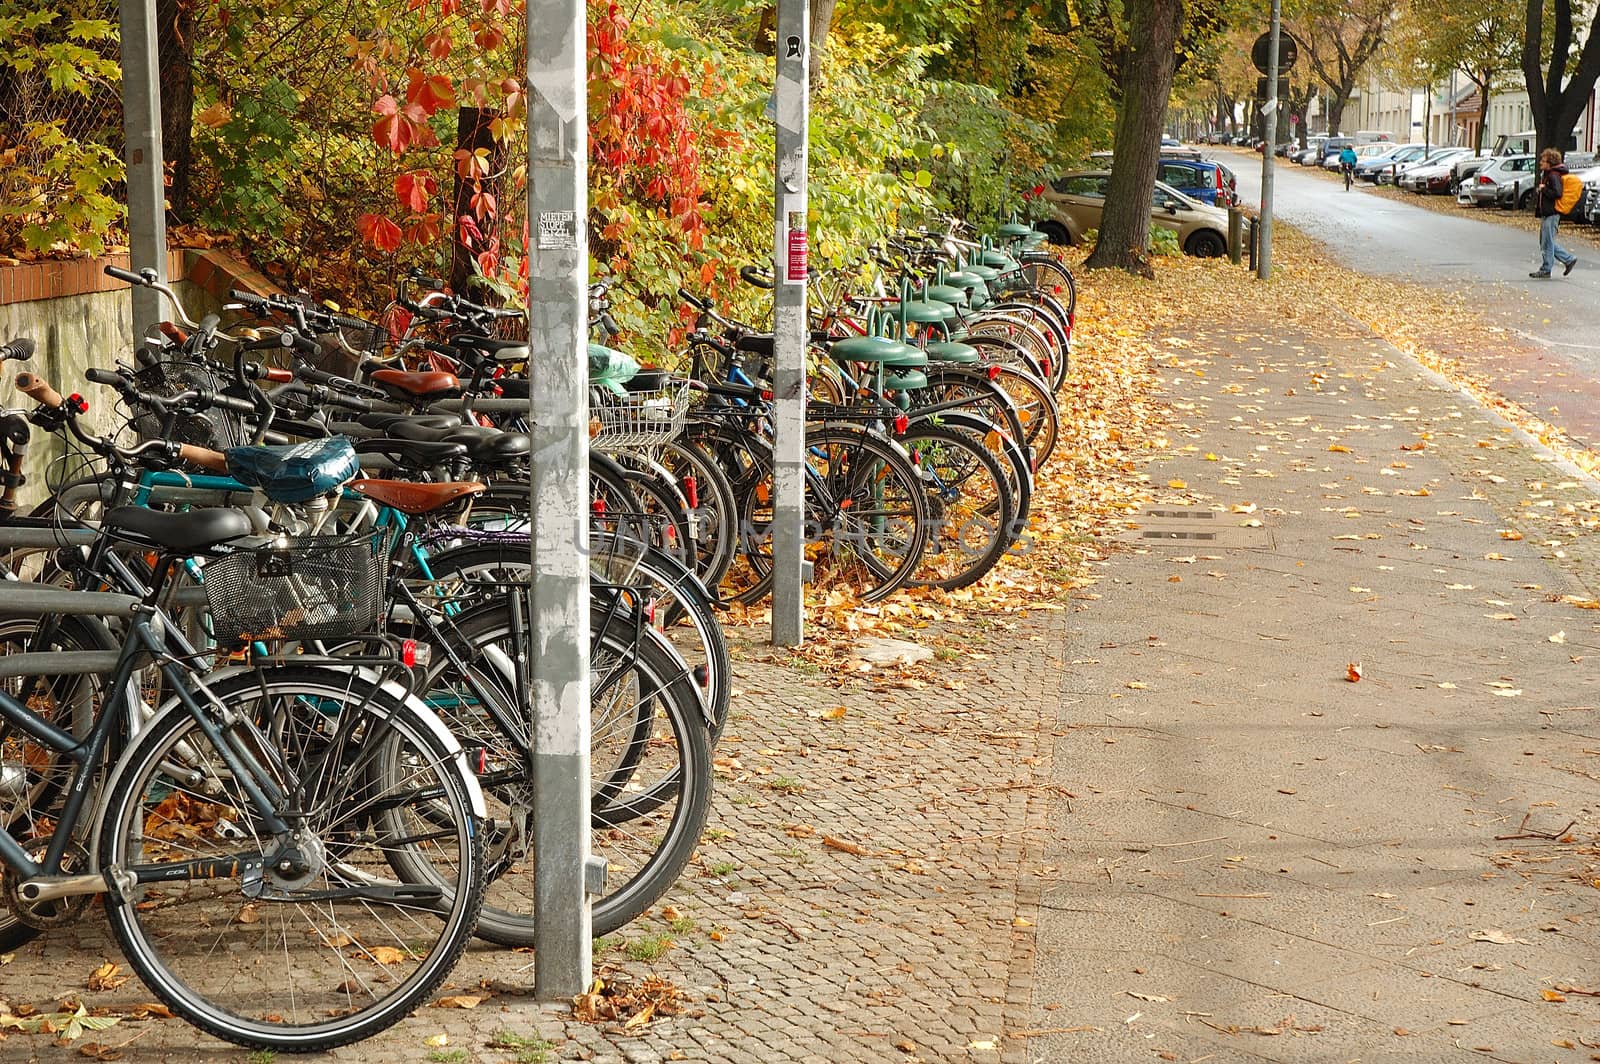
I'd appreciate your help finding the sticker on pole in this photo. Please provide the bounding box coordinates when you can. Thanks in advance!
[785,211,807,284]
[537,210,578,250]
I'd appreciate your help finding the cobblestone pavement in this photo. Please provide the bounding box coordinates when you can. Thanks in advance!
[1,612,1066,1064]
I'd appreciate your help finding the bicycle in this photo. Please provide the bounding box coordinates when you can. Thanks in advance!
[0,443,485,1050]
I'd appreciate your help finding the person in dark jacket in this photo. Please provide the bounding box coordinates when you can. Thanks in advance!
[1531,147,1578,278]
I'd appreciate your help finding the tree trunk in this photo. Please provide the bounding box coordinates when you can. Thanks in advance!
[1522,0,1600,153]
[1084,0,1183,274]
[809,0,837,82]
[1325,91,1348,137]
[157,0,194,219]
[449,107,505,298]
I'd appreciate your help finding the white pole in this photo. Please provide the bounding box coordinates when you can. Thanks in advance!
[1257,0,1282,281]
[118,0,167,337]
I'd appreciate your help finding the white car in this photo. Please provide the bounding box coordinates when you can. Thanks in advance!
[1459,154,1536,206]
[1397,148,1471,192]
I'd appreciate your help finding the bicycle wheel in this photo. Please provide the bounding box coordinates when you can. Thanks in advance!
[609,451,697,569]
[919,367,1032,467]
[988,363,1061,469]
[0,613,124,951]
[1013,255,1077,317]
[410,535,731,740]
[98,666,483,1052]
[411,599,713,938]
[925,410,1034,536]
[682,417,778,606]
[903,423,1016,590]
[738,424,930,603]
[653,438,741,591]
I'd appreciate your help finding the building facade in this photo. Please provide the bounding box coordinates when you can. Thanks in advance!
[1333,68,1595,151]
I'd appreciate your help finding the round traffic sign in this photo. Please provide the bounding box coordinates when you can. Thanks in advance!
[1252,31,1298,76]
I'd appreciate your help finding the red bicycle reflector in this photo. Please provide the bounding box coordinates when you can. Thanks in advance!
[760,389,773,401]
[893,413,909,434]
[986,364,1003,381]
[592,499,607,514]
[401,639,417,667]
[683,474,699,510]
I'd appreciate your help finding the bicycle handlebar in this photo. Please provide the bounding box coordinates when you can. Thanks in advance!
[739,265,775,290]
[0,337,36,363]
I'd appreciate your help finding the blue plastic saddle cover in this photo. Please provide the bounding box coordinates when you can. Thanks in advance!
[224,436,360,503]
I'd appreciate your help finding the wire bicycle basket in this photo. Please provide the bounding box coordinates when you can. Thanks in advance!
[591,377,693,449]
[203,533,390,645]
[131,356,246,449]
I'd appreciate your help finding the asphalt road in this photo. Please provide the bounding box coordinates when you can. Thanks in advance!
[1223,150,1600,447]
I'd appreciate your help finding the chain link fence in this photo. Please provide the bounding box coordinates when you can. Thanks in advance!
[0,0,125,257]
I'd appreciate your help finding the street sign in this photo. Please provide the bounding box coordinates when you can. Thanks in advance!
[1256,76,1290,103]
[1252,31,1297,75]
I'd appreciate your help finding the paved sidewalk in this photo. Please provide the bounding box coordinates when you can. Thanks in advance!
[1027,314,1600,1063]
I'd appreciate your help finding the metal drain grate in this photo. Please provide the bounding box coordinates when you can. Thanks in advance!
[1117,507,1274,550]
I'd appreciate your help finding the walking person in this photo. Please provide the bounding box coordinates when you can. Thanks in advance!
[1339,144,1358,191]
[1531,147,1580,279]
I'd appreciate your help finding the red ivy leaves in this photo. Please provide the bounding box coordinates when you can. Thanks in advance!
[588,0,708,248]
[372,93,436,154]
[407,69,456,116]
[357,212,403,253]
[395,171,439,214]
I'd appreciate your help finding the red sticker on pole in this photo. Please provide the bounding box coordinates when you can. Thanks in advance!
[785,211,807,284]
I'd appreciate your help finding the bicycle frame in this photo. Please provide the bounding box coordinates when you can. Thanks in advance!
[0,586,291,895]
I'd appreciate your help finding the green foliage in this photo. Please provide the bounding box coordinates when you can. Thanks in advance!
[1149,225,1180,256]
[0,0,123,255]
[194,80,306,237]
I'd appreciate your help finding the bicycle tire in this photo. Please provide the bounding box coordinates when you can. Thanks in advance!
[411,600,713,939]
[98,665,483,1052]
[903,423,1016,590]
[737,424,930,604]
[0,612,125,951]
[411,536,732,741]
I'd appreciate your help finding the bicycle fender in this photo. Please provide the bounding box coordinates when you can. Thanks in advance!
[641,625,713,728]
[811,421,918,466]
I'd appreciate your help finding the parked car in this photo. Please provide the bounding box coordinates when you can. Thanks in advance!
[1316,136,1355,166]
[1341,143,1393,171]
[1379,145,1454,185]
[1449,153,1495,191]
[1397,148,1472,192]
[1458,154,1536,206]
[1156,157,1236,206]
[1496,170,1538,210]
[1578,164,1600,224]
[1354,130,1398,146]
[1352,144,1422,182]
[1039,170,1232,257]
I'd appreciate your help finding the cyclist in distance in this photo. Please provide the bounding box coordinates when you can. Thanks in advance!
[1339,144,1359,191]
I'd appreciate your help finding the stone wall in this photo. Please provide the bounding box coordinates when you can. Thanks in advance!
[0,249,276,508]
